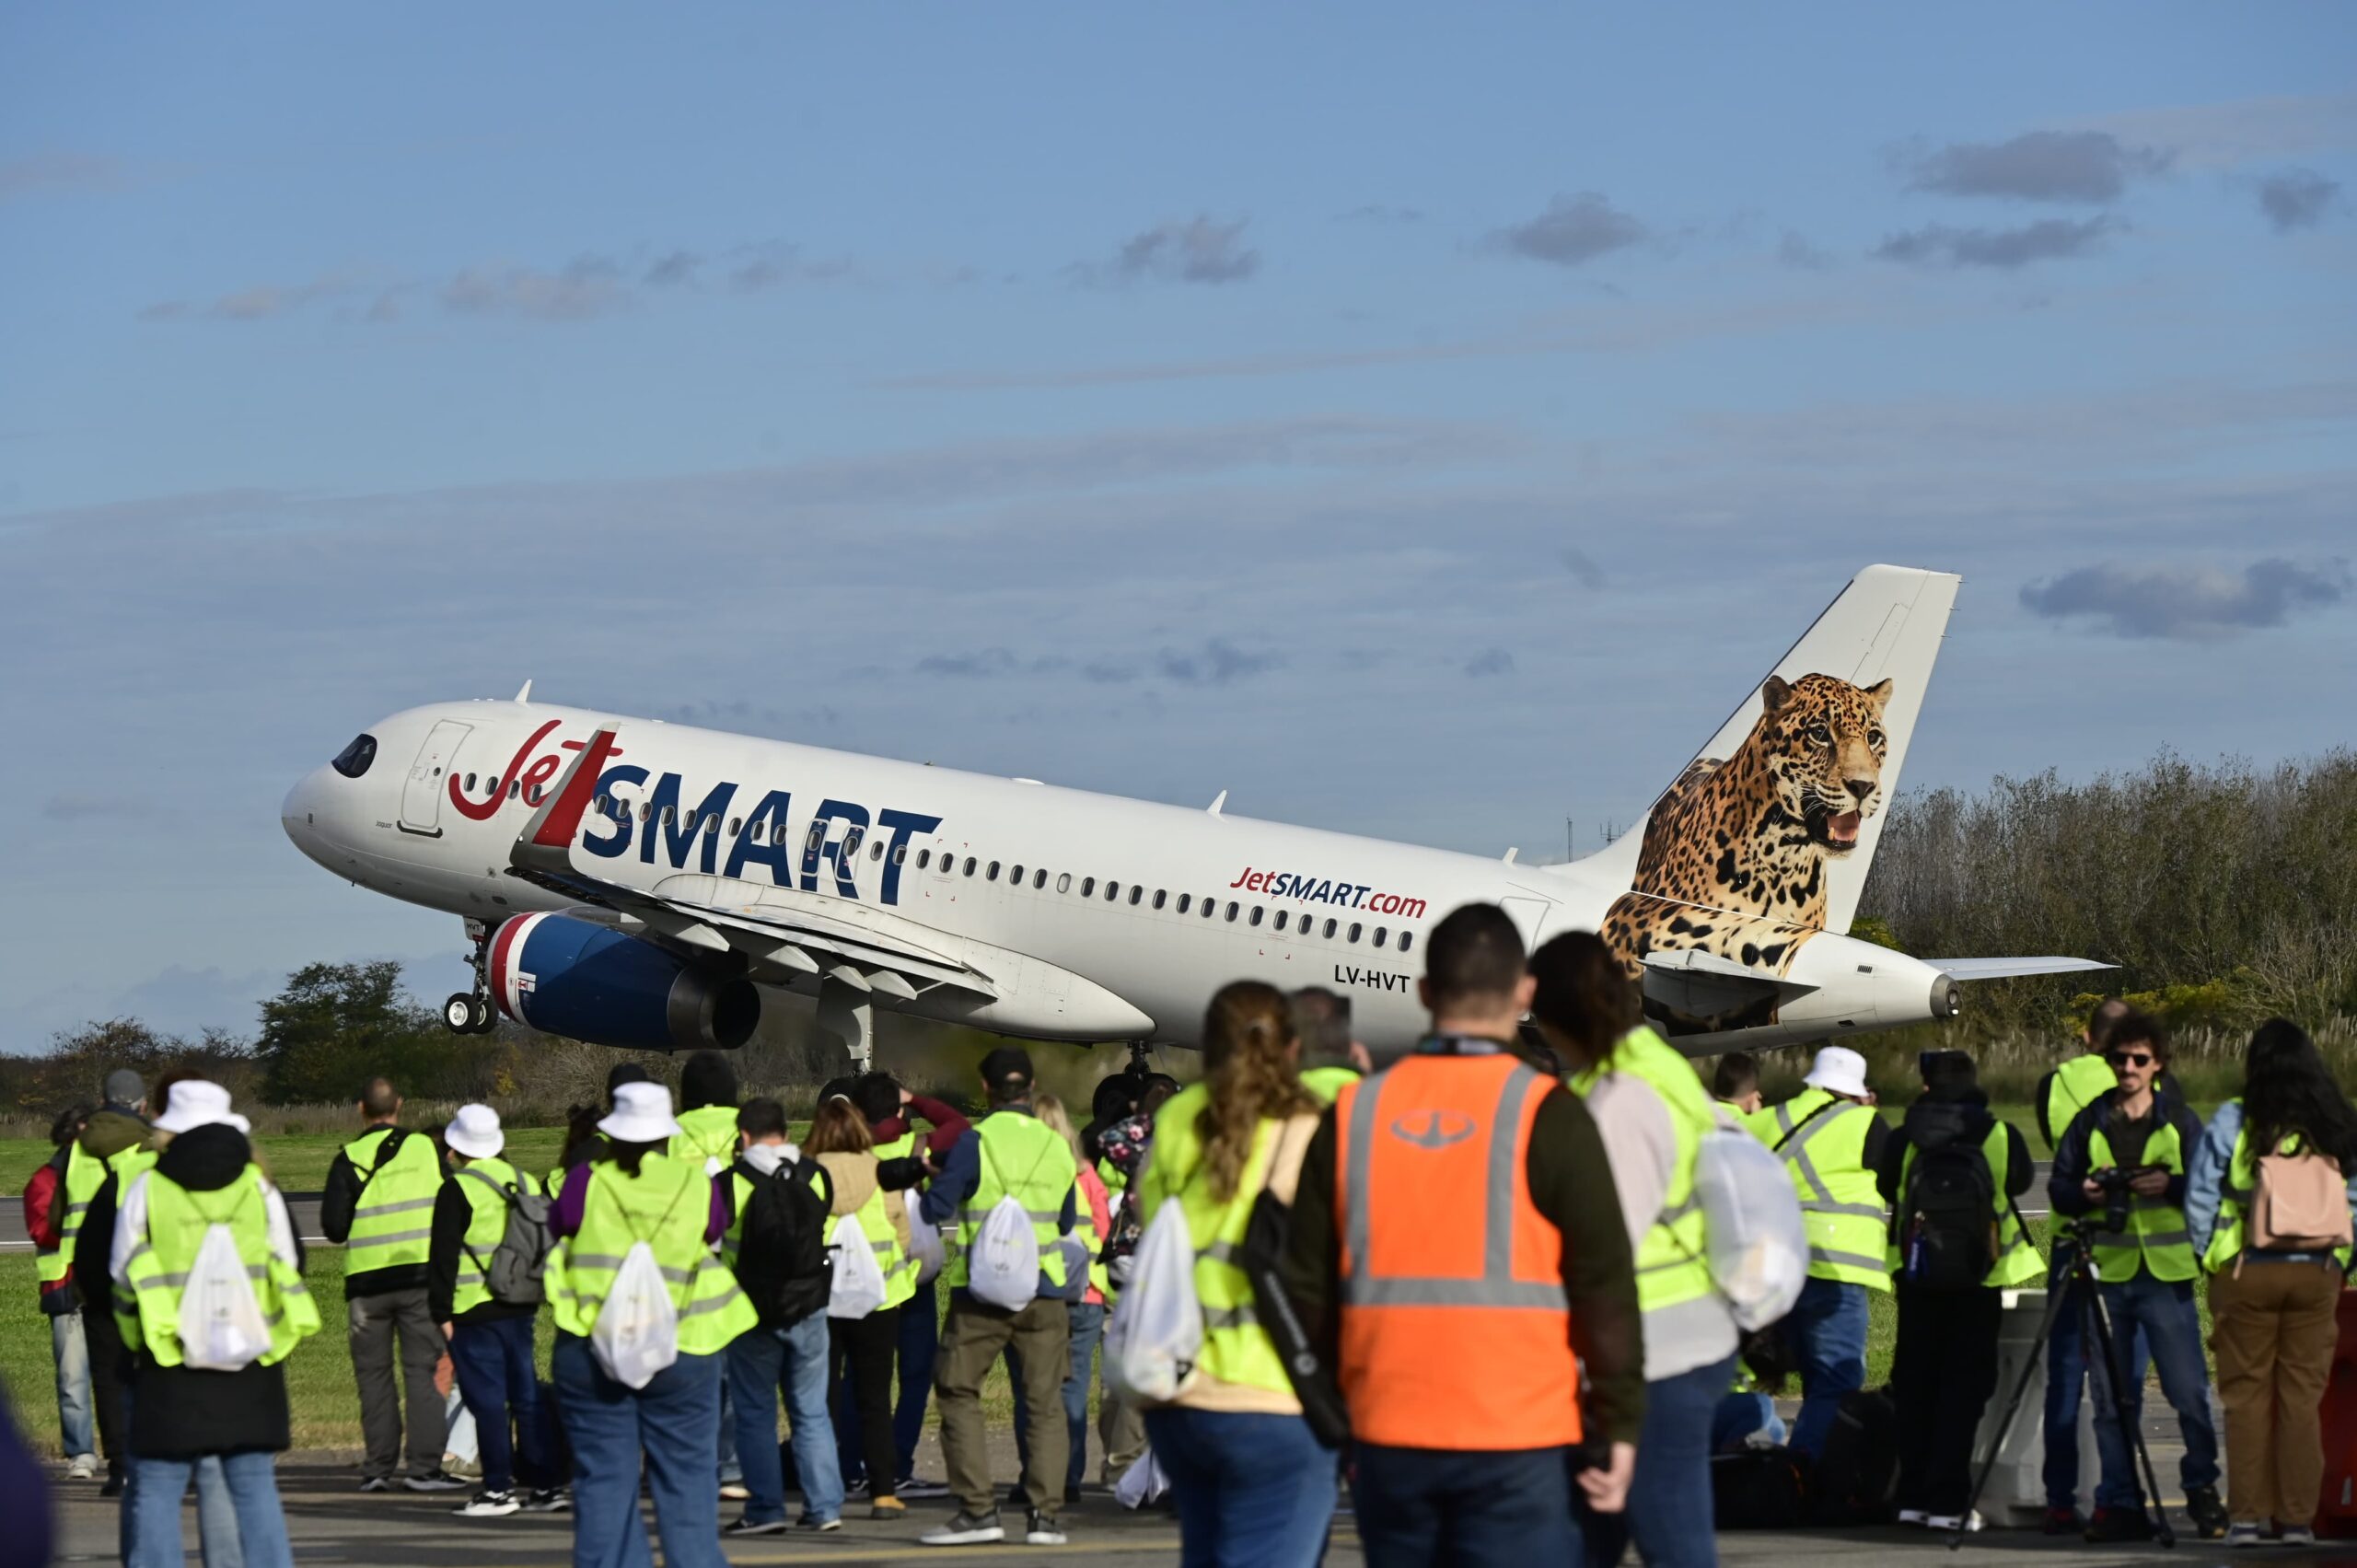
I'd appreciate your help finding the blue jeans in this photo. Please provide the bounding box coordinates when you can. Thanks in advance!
[127,1451,289,1568]
[1583,1354,1733,1568]
[1148,1406,1337,1568]
[450,1315,547,1494]
[726,1314,842,1526]
[2092,1272,2220,1509]
[553,1333,726,1568]
[1353,1442,1577,1568]
[1786,1277,1869,1458]
[52,1308,95,1458]
[1710,1392,1786,1452]
[1011,1300,1105,1494]
[2042,1251,2147,1508]
[117,1384,246,1568]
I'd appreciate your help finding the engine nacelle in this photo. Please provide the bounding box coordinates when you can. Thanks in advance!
[489,912,758,1053]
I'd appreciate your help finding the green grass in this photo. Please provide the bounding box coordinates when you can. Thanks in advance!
[5,1128,574,1197]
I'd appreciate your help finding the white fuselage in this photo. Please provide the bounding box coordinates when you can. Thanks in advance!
[282,698,1948,1056]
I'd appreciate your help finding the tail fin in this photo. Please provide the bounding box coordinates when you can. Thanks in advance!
[1577,563,1959,935]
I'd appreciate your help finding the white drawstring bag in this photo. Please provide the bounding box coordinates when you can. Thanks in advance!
[1101,1200,1202,1404]
[969,1193,1043,1311]
[827,1215,889,1318]
[590,1240,680,1389]
[178,1224,272,1371]
[1694,1119,1810,1330]
[906,1208,946,1287]
[1114,1446,1171,1510]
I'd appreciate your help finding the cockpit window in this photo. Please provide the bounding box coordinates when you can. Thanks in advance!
[331,734,377,779]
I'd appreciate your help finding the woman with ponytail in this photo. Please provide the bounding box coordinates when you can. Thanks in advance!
[1134,980,1333,1565]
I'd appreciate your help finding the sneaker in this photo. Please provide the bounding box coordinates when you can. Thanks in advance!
[921,1509,1007,1546]
[2188,1483,2231,1540]
[720,1481,750,1502]
[1897,1509,1930,1527]
[404,1469,469,1493]
[899,1475,951,1500]
[723,1517,787,1537]
[872,1497,909,1522]
[359,1476,394,1493]
[1026,1509,1067,1547]
[522,1489,571,1513]
[99,1476,124,1499]
[845,1474,872,1498]
[2281,1526,2318,1548]
[1926,1511,1983,1533]
[2226,1522,2268,1549]
[2086,1506,2157,1543]
[795,1514,844,1532]
[66,1455,98,1481]
[2042,1506,2086,1536]
[455,1490,520,1517]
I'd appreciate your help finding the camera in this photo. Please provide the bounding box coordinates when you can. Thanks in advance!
[2090,1165,2160,1234]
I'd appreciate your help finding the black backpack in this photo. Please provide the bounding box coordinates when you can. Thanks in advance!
[1807,1388,1899,1524]
[1894,1101,1997,1291]
[729,1155,834,1329]
[1713,1447,1808,1529]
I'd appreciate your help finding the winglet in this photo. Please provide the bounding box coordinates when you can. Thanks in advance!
[512,726,619,875]
[1503,847,1519,865]
[1207,790,1227,817]
[515,679,533,704]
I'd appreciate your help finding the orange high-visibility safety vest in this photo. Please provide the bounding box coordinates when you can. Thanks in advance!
[1333,1051,1582,1450]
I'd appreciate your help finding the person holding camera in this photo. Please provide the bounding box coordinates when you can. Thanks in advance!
[2049,1011,2227,1542]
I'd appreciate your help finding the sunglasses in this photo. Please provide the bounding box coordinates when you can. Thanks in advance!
[2108,1050,2156,1068]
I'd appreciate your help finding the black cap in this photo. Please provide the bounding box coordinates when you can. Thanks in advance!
[979,1047,1035,1091]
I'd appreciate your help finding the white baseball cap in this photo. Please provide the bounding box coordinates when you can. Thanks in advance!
[1804,1045,1871,1100]
[445,1103,505,1160]
[598,1081,682,1145]
[153,1080,251,1136]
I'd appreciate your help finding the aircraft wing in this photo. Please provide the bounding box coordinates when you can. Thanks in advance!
[1924,957,2118,981]
[505,726,999,1003]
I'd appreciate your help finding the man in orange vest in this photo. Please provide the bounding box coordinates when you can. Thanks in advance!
[1281,902,1644,1564]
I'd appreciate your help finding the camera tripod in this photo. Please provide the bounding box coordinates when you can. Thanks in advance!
[1952,1216,2177,1551]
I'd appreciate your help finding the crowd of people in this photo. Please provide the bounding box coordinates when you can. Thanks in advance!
[20,899,2357,1567]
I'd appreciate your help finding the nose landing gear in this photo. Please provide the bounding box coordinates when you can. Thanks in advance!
[444,920,498,1035]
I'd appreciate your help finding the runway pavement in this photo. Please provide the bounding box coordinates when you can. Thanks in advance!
[43,1453,2282,1568]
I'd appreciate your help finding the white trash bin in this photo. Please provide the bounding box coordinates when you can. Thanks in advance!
[1970,1287,2101,1525]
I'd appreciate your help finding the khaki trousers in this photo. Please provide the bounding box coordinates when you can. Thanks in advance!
[2208,1261,2342,1526]
[935,1292,1071,1517]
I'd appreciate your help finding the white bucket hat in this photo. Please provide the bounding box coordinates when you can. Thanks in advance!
[1804,1045,1871,1100]
[598,1081,682,1144]
[153,1080,250,1135]
[445,1103,505,1160]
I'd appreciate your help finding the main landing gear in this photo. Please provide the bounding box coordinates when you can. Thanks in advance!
[444,920,497,1035]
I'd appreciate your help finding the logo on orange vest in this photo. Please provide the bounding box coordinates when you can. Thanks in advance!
[1388,1110,1477,1149]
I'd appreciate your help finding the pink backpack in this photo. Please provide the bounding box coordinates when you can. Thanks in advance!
[2247,1142,2353,1262]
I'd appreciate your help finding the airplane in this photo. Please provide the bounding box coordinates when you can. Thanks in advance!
[280,563,2107,1070]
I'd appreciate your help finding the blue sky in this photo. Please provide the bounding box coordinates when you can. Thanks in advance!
[4,5,2351,1050]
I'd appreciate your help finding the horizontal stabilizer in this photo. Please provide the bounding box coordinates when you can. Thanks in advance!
[1642,947,1818,1020]
[1926,956,2118,981]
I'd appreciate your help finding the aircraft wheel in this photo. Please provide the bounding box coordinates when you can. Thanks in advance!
[444,993,478,1033]
[468,994,497,1033]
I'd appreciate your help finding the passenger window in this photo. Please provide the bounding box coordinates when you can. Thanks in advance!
[842,826,864,859]
[1249,906,1263,926]
[872,840,887,861]
[1273,910,1289,932]
[683,811,699,832]
[1153,890,1167,910]
[1010,865,1024,883]
[806,823,824,852]
[331,734,377,779]
[987,861,1001,881]
[894,844,908,865]
[705,816,719,836]
[510,781,522,801]
[1105,881,1120,901]
[1348,923,1363,943]
[1323,918,1338,939]
[749,820,764,842]
[1082,877,1096,897]
[1204,898,1216,919]
[1033,868,1047,889]
[1059,873,1073,893]
[963,856,977,876]
[638,800,651,821]
[1177,893,1191,913]
[1225,901,1238,922]
[1399,930,1414,953]
[1373,925,1387,946]
[662,804,676,824]
[917,849,932,869]
[1128,886,1143,906]
[465,772,478,793]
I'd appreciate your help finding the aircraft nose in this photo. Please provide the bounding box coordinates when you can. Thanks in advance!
[282,766,335,850]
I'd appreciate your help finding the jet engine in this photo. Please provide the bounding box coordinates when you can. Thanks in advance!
[488,912,758,1052]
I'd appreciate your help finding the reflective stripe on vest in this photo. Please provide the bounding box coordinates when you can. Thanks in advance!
[1335,1053,1581,1449]
[1569,1028,1716,1323]
[450,1157,536,1317]
[546,1153,755,1354]
[2088,1117,2197,1283]
[1136,1083,1298,1397]
[1757,1090,1891,1290]
[946,1112,1075,1292]
[2048,1054,2117,1153]
[343,1128,442,1271]
[122,1168,320,1367]
[1887,1120,2045,1287]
